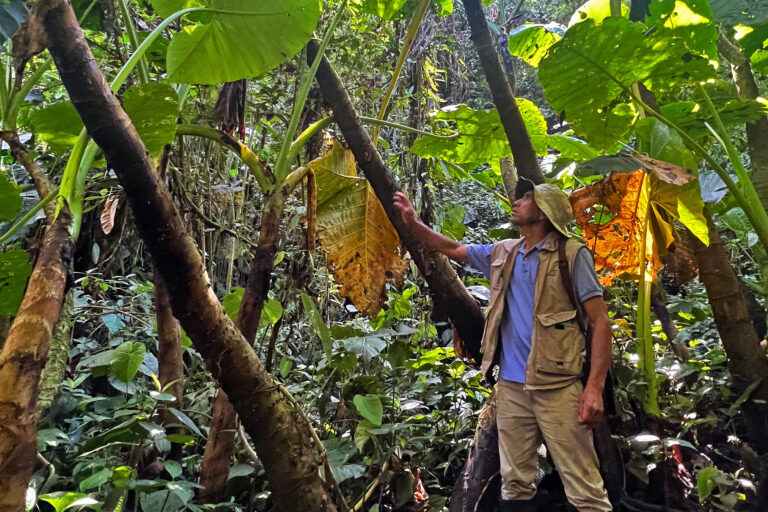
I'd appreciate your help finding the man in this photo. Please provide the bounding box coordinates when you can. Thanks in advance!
[393,181,612,512]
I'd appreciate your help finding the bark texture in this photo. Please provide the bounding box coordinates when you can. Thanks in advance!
[155,274,184,461]
[37,291,74,410]
[40,3,334,510]
[0,212,72,510]
[689,215,768,453]
[309,41,485,362]
[198,208,280,502]
[0,131,56,221]
[460,0,544,184]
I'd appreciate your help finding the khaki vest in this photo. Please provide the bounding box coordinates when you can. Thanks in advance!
[479,232,587,389]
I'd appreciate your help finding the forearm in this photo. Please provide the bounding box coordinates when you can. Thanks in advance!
[585,317,611,392]
[410,219,468,264]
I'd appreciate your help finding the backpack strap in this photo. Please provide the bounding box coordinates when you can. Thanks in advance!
[557,237,592,367]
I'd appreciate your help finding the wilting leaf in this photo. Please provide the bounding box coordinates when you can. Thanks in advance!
[353,394,383,426]
[0,0,26,45]
[0,172,23,222]
[100,195,119,235]
[29,103,85,154]
[507,23,563,67]
[412,101,547,166]
[123,82,180,157]
[152,0,321,84]
[709,0,768,26]
[570,158,706,285]
[310,143,407,317]
[539,17,715,149]
[0,249,32,316]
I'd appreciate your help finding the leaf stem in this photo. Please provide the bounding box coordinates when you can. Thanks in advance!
[359,115,459,139]
[371,0,431,147]
[274,0,349,185]
[117,0,150,84]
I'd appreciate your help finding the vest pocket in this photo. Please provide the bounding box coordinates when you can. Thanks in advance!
[535,310,583,375]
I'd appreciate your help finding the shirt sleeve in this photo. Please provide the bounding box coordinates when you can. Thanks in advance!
[572,247,604,303]
[466,244,494,279]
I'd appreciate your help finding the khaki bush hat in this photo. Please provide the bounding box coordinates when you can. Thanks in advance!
[532,183,573,237]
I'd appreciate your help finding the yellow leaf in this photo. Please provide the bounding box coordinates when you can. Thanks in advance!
[309,143,407,317]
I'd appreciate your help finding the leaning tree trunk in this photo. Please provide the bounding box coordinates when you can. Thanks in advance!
[40,3,335,511]
[198,210,280,503]
[0,212,73,510]
[155,274,185,462]
[460,0,544,184]
[689,214,768,453]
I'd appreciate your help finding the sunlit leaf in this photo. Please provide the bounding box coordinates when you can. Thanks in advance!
[412,101,547,166]
[696,466,719,502]
[360,0,408,19]
[507,23,563,67]
[123,82,180,157]
[0,249,32,316]
[568,0,627,27]
[152,0,322,84]
[310,143,407,317]
[547,134,600,162]
[539,17,715,149]
[645,0,717,58]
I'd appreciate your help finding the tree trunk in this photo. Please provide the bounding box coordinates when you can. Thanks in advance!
[0,131,55,222]
[155,274,184,462]
[197,207,281,502]
[0,212,73,510]
[689,214,768,453]
[309,41,486,362]
[40,3,335,510]
[460,0,544,184]
[37,291,74,410]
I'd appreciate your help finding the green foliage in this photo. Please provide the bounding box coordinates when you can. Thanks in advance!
[153,0,322,84]
[709,0,768,26]
[0,249,32,316]
[111,341,147,382]
[441,202,466,240]
[361,0,409,19]
[122,82,180,157]
[539,16,715,149]
[645,0,717,58]
[0,171,22,222]
[302,292,333,359]
[29,103,86,154]
[0,0,26,44]
[412,101,547,166]
[567,0,627,26]
[37,492,100,512]
[353,393,383,425]
[507,23,563,67]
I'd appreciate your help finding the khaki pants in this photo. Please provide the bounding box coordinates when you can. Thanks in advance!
[496,379,612,512]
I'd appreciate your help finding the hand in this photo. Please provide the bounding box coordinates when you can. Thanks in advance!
[578,384,604,428]
[393,191,417,227]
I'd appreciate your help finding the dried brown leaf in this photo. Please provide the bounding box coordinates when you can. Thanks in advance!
[100,194,119,235]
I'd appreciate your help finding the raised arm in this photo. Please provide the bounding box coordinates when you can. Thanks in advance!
[393,192,468,264]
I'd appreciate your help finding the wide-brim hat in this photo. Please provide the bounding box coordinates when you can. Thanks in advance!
[532,183,573,237]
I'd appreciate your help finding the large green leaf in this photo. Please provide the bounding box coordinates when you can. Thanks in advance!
[111,341,147,383]
[411,101,547,166]
[539,17,715,150]
[0,0,26,44]
[659,98,768,138]
[546,134,600,162]
[635,118,698,170]
[441,203,466,241]
[507,23,563,67]
[645,0,717,58]
[29,103,85,154]
[361,0,409,19]
[353,393,383,426]
[152,0,321,84]
[343,334,387,361]
[0,249,32,316]
[709,0,768,26]
[0,172,22,222]
[568,0,627,27]
[123,82,180,157]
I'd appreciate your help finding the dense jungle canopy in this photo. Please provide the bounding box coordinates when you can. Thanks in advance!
[2,0,768,510]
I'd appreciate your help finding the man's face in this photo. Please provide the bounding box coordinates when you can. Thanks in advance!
[510,190,546,227]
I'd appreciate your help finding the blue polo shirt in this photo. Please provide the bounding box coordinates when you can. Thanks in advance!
[467,239,603,383]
